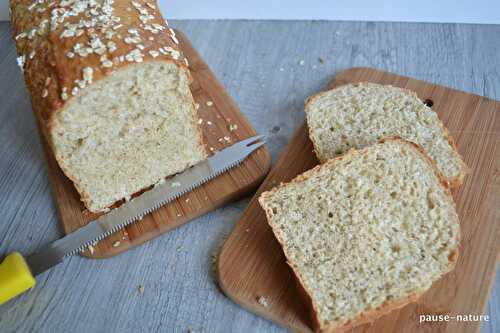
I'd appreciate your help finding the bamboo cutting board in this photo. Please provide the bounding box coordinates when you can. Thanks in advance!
[37,30,271,258]
[217,67,500,333]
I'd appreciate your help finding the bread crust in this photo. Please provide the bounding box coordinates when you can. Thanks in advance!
[10,0,207,211]
[304,82,469,188]
[10,0,189,126]
[258,137,460,333]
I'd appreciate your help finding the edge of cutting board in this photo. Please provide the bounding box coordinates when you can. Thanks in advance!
[217,67,500,333]
[37,29,271,259]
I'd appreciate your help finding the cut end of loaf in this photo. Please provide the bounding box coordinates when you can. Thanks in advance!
[50,61,206,212]
[259,139,460,332]
[304,82,468,187]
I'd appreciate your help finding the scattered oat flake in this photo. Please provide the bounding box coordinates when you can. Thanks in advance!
[83,67,93,84]
[102,59,113,68]
[172,182,181,187]
[257,296,269,307]
[206,101,213,107]
[198,118,203,124]
[195,103,200,110]
[206,121,213,125]
[41,89,48,98]
[61,87,68,101]
[138,285,145,294]
[228,124,238,131]
[16,55,25,71]
[113,241,121,247]
[185,198,190,203]
[209,147,215,152]
[88,245,95,254]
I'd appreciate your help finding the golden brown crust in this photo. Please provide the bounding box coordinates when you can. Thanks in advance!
[10,0,188,125]
[303,82,469,188]
[319,293,422,333]
[258,137,460,333]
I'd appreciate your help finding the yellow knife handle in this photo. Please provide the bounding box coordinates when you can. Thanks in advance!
[0,252,36,305]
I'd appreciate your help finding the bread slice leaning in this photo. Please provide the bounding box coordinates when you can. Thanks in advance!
[305,82,468,187]
[258,138,460,333]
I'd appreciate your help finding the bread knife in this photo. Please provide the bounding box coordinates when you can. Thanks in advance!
[0,135,266,305]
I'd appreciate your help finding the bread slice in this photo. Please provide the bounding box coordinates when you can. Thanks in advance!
[51,62,207,212]
[305,82,468,187]
[258,139,460,333]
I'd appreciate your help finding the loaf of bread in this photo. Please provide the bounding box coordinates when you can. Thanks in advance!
[305,83,468,187]
[259,139,460,333]
[10,0,207,212]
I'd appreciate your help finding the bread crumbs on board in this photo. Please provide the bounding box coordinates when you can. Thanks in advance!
[257,296,269,307]
[137,284,145,295]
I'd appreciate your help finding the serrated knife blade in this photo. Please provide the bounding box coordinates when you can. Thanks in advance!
[25,135,266,276]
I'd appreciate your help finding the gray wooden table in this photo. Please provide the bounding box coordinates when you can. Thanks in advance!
[0,20,498,333]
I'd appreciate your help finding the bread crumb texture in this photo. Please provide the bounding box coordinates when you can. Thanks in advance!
[51,62,206,212]
[305,83,467,185]
[259,140,460,331]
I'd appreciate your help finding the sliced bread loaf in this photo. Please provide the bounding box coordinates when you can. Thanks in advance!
[305,82,467,187]
[258,139,460,333]
[10,0,207,212]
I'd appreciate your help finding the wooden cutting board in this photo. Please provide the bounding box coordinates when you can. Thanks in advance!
[37,30,271,258]
[217,67,500,333]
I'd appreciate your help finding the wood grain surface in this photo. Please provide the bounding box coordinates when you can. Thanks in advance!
[1,20,498,333]
[36,30,272,258]
[217,67,500,333]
